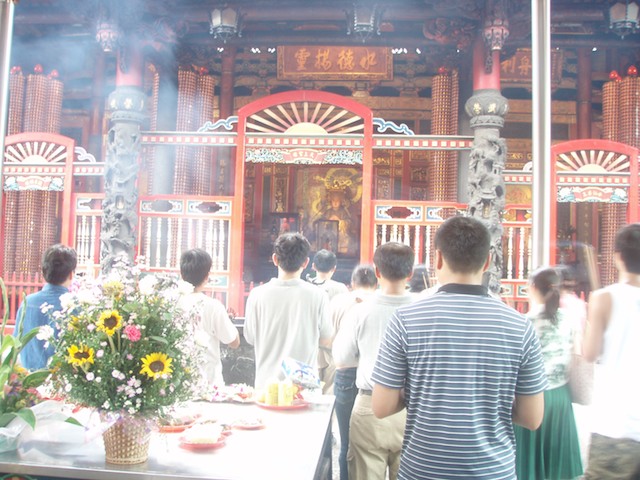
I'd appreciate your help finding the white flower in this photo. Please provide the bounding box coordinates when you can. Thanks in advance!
[86,372,95,381]
[87,324,96,332]
[64,383,72,392]
[36,324,54,341]
[128,407,136,415]
[77,288,99,305]
[59,293,75,310]
[39,303,54,314]
[96,349,104,358]
[102,401,110,409]
[95,377,102,383]
[138,275,158,296]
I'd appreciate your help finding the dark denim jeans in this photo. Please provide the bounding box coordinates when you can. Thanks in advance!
[334,367,358,480]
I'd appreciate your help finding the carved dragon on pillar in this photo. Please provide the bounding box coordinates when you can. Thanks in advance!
[465,89,509,294]
[100,86,146,272]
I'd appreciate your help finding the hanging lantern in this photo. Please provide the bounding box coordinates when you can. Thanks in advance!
[96,19,122,53]
[209,6,242,43]
[347,3,382,43]
[609,1,640,38]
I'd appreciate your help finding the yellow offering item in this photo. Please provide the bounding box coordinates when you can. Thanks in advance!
[264,381,296,406]
[266,382,279,406]
[277,381,294,406]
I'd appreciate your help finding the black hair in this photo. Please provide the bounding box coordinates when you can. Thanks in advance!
[274,232,311,273]
[373,242,415,281]
[42,244,77,285]
[434,216,490,273]
[556,264,578,291]
[313,249,337,273]
[408,265,431,292]
[529,266,561,324]
[614,223,640,274]
[351,264,377,289]
[180,248,213,287]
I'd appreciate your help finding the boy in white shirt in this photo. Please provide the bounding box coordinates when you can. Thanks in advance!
[179,248,240,388]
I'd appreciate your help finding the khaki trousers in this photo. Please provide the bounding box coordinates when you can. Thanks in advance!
[347,393,406,480]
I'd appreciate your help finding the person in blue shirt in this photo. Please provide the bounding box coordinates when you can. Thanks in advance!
[14,244,77,370]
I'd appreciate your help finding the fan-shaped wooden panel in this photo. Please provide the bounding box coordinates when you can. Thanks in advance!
[246,101,364,135]
[555,149,629,174]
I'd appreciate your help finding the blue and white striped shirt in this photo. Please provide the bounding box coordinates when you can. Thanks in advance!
[372,284,548,480]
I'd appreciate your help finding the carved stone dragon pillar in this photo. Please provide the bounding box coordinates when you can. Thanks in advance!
[100,85,145,272]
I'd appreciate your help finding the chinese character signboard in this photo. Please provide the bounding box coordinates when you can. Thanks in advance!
[500,48,563,86]
[278,46,392,80]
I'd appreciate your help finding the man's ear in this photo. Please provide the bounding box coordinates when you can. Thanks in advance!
[302,257,310,269]
[435,250,444,270]
[272,253,279,266]
[482,252,491,273]
[374,266,382,279]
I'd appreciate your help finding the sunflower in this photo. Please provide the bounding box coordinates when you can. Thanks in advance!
[96,310,123,336]
[67,345,95,367]
[140,352,173,379]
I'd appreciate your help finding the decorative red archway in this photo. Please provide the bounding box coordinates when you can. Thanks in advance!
[550,139,639,284]
[230,90,374,308]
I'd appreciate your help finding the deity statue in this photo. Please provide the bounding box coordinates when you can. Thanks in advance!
[312,180,357,255]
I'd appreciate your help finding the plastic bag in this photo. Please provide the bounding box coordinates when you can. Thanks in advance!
[281,358,321,390]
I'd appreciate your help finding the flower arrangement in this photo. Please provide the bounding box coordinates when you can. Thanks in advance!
[0,278,49,430]
[48,262,204,417]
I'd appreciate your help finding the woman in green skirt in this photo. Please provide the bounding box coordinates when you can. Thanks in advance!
[514,267,583,479]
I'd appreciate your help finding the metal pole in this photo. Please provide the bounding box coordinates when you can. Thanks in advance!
[531,0,552,268]
[0,0,16,221]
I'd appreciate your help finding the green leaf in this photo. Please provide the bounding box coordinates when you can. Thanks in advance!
[64,416,82,426]
[23,369,50,389]
[18,326,42,349]
[0,412,16,428]
[15,407,36,429]
[148,336,168,345]
[0,335,17,357]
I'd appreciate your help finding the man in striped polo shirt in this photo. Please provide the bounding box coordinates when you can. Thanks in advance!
[371,216,547,480]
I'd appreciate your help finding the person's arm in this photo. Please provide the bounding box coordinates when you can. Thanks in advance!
[372,384,404,418]
[318,294,333,348]
[243,294,256,345]
[583,288,611,362]
[512,392,544,430]
[227,333,240,349]
[332,314,359,368]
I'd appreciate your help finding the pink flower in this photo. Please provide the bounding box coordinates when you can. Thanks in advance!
[124,324,141,342]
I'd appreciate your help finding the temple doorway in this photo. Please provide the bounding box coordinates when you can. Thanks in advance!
[236,91,373,286]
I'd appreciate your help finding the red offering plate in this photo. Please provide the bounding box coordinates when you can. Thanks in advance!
[159,423,195,433]
[233,420,265,430]
[256,400,309,411]
[179,438,226,451]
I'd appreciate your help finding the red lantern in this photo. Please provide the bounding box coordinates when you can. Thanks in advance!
[627,65,638,77]
[49,69,59,79]
[438,66,448,75]
[609,70,620,81]
[34,64,43,74]
[10,66,21,74]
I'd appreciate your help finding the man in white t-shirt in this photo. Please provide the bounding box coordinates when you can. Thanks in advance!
[584,223,640,479]
[179,248,240,388]
[244,233,333,390]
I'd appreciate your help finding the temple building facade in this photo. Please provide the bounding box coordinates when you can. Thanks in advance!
[1,0,640,317]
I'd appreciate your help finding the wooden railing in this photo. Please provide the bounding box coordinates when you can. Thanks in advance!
[0,271,45,329]
[371,200,532,311]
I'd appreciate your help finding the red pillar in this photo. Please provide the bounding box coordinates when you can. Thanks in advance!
[472,38,501,92]
[219,47,237,118]
[577,48,592,139]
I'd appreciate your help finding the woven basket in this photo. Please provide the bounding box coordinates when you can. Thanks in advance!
[103,417,151,465]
